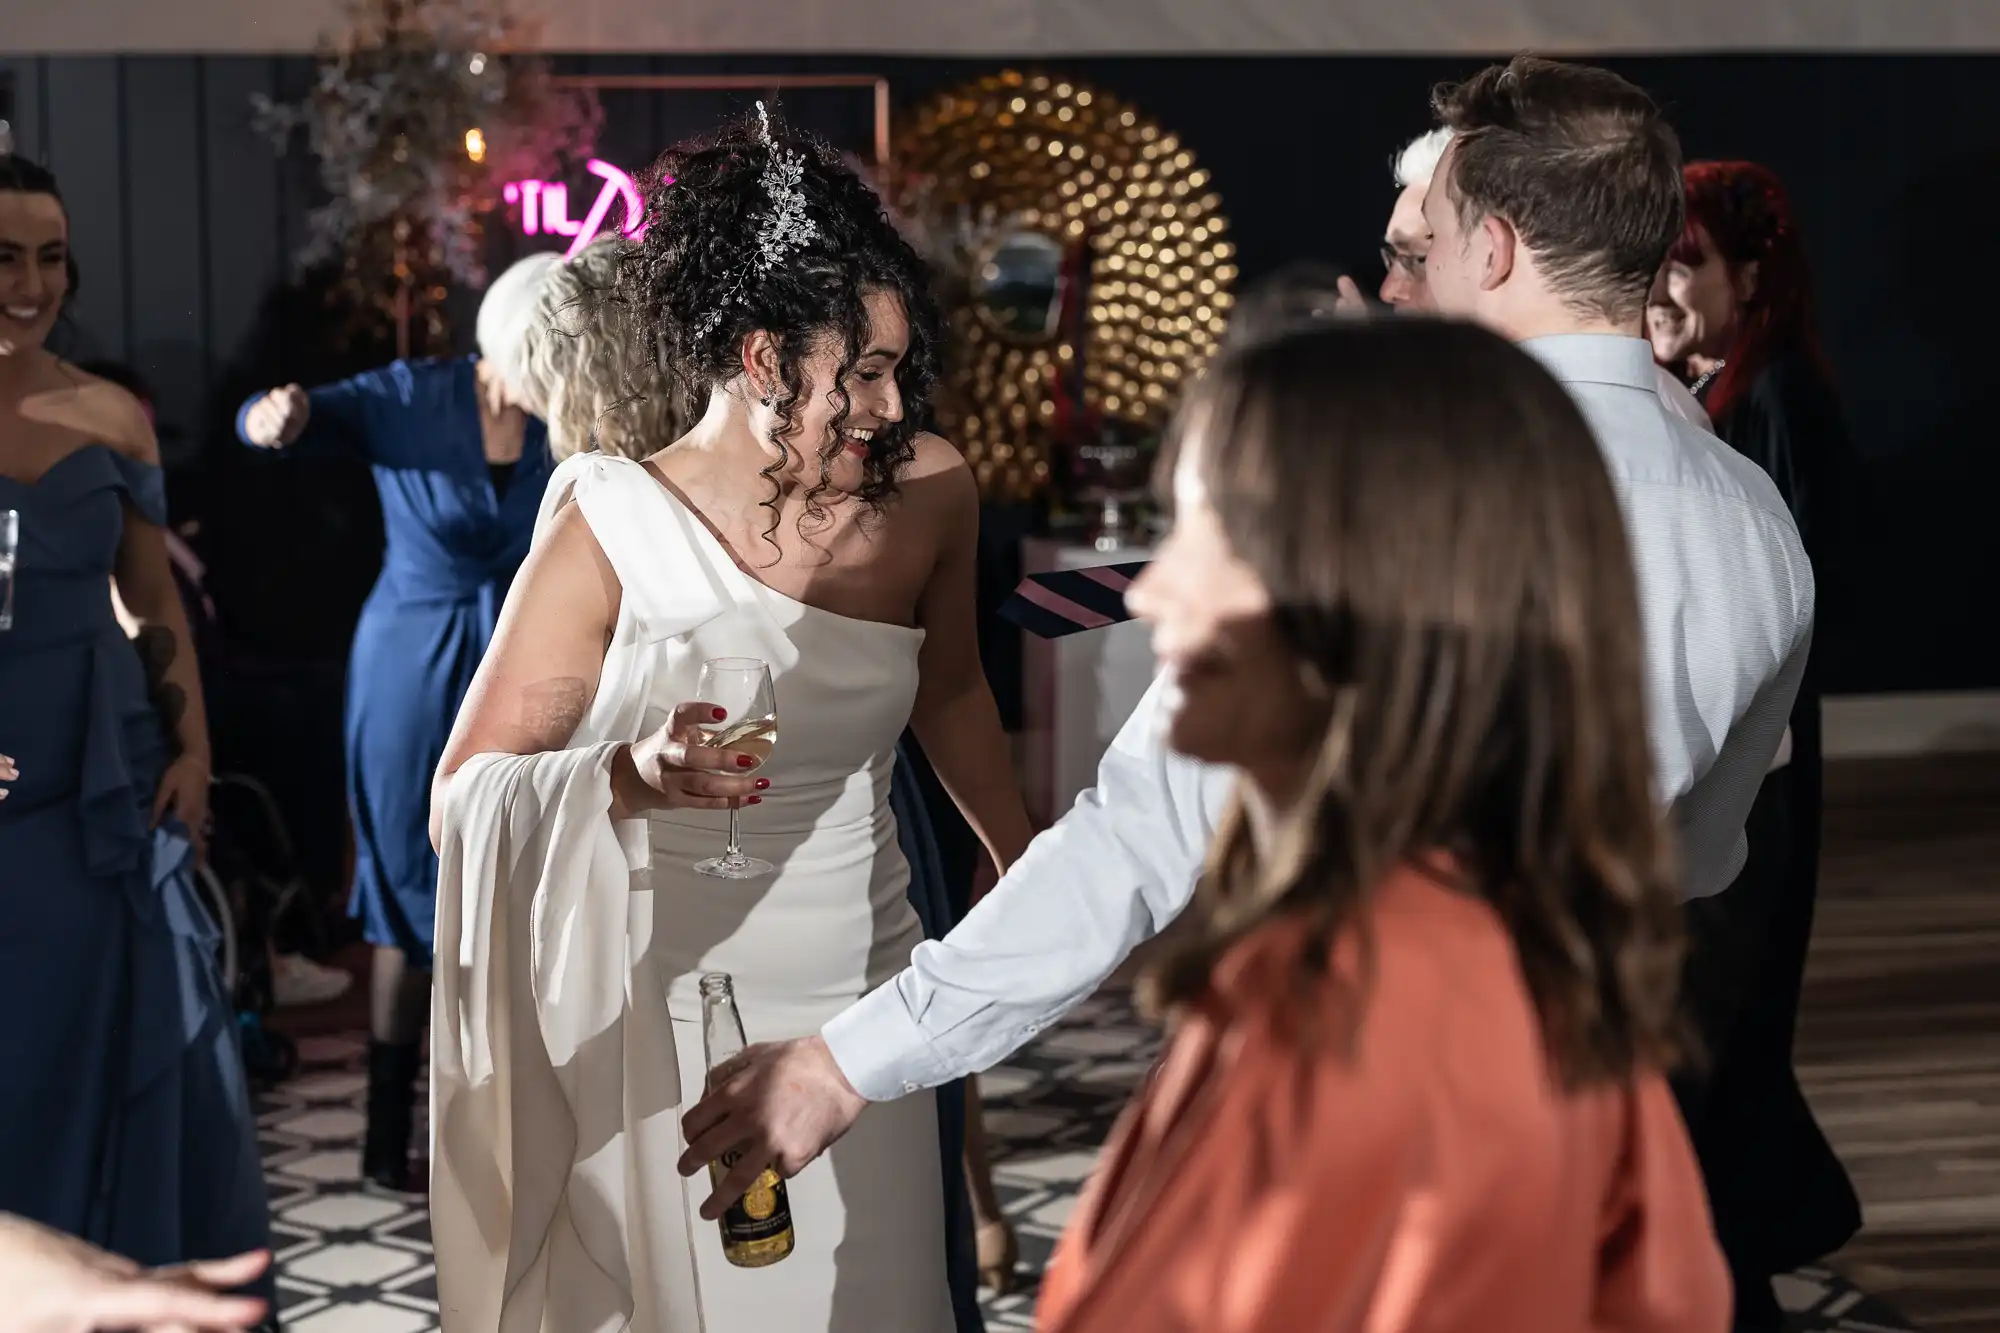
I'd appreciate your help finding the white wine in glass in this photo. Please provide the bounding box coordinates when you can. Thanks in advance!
[694,657,778,879]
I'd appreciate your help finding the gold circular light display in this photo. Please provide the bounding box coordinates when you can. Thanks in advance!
[892,70,1236,501]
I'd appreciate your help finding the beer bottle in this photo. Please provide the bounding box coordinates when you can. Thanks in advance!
[700,972,797,1267]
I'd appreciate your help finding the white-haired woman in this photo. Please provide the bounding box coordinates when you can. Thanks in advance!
[516,235,686,462]
[234,252,560,1190]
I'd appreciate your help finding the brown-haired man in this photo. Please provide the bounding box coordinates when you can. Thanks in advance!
[1425,55,1858,1329]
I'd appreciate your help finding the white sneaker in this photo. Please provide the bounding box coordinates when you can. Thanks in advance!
[273,953,354,1007]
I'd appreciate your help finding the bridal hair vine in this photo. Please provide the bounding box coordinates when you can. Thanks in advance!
[692,101,821,345]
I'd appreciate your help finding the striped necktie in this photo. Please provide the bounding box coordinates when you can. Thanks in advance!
[998,562,1151,638]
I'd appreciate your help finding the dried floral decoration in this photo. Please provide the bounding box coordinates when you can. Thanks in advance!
[252,0,598,353]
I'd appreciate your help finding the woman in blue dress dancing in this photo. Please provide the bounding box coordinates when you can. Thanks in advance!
[236,251,559,1188]
[0,153,271,1299]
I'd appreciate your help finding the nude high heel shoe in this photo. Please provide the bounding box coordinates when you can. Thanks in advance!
[963,1076,1019,1294]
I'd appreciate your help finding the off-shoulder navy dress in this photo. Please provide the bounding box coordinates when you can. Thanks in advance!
[0,443,271,1283]
[236,358,552,965]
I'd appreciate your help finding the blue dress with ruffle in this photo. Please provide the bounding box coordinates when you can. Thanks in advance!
[0,444,271,1283]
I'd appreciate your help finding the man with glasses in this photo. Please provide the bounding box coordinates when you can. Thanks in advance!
[1378,126,1711,427]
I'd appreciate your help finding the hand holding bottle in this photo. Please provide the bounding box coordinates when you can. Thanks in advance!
[678,1034,867,1223]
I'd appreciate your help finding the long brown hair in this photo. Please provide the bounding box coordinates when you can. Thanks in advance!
[1144,318,1687,1087]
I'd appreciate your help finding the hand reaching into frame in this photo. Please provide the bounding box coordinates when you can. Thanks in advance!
[0,1212,269,1333]
[1333,274,1369,315]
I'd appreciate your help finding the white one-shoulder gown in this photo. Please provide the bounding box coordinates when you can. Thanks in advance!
[431,453,953,1333]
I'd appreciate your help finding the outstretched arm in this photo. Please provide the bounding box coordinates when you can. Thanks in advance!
[237,368,397,458]
[679,668,1228,1219]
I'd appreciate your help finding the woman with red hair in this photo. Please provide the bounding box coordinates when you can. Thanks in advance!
[1648,160,1862,1328]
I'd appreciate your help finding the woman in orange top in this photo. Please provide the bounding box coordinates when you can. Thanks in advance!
[1038,318,1731,1333]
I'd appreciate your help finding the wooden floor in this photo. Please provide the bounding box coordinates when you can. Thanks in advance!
[1809,755,2000,1333]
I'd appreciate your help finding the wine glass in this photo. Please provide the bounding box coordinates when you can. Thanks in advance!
[0,509,18,633]
[693,657,779,879]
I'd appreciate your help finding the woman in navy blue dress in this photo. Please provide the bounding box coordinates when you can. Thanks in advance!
[236,252,559,1187]
[0,154,271,1301]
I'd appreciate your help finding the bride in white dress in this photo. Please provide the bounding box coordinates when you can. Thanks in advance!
[426,109,1035,1333]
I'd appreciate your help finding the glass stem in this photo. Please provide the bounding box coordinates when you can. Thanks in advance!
[725,803,743,862]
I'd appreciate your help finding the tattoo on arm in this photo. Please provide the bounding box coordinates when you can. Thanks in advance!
[520,677,589,749]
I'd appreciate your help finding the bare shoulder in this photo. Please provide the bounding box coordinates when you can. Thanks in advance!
[24,366,160,464]
[530,498,620,599]
[905,431,970,481]
[899,432,977,516]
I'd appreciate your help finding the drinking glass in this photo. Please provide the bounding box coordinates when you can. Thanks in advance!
[693,657,778,879]
[0,509,18,633]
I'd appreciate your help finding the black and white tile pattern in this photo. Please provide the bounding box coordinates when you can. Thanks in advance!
[255,996,1917,1332]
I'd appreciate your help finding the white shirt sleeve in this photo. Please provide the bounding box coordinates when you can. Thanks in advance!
[822,674,1229,1101]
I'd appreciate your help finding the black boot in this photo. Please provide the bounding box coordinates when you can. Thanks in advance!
[1731,1269,1789,1332]
[362,1040,422,1191]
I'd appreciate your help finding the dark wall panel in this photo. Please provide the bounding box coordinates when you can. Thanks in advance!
[123,57,207,462]
[5,50,1999,695]
[200,57,282,429]
[41,57,126,364]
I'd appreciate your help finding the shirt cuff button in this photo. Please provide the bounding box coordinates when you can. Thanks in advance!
[902,1081,919,1094]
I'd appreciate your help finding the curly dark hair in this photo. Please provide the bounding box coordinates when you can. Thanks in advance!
[623,107,943,545]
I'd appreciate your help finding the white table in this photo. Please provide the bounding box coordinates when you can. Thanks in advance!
[1017,537,1159,827]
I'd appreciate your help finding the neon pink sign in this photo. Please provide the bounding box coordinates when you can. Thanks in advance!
[503,158,661,259]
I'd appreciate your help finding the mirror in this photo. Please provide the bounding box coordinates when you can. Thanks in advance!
[974,230,1065,343]
[892,70,1235,502]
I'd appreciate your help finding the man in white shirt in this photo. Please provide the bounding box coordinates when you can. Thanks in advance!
[681,56,1817,1325]
[1381,124,1713,430]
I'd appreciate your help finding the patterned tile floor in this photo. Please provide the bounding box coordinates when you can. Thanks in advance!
[257,992,1919,1332]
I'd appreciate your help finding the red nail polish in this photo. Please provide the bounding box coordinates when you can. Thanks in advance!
[712,707,727,721]
[747,795,763,805]
[737,755,755,768]
[754,778,770,790]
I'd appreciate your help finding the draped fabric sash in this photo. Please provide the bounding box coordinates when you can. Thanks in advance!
[431,453,728,1333]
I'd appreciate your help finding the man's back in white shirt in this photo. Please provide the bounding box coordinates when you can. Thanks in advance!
[824,332,1813,1102]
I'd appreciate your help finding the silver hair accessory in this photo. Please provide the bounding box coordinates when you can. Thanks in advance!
[693,101,821,344]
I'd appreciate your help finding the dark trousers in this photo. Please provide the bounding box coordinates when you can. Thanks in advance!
[1672,725,1860,1321]
[892,733,985,1333]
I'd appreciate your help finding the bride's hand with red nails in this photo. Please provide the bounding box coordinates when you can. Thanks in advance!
[609,702,770,818]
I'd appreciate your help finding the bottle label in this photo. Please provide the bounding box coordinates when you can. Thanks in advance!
[716,1151,793,1243]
